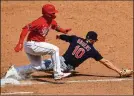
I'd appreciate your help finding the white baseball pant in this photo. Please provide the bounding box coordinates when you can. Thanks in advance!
[24,41,63,76]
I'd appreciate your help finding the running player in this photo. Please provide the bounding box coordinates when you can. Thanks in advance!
[4,31,133,81]
[6,4,72,80]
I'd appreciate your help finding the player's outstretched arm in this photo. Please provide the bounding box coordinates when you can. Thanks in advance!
[51,20,71,34]
[56,34,75,43]
[99,58,133,77]
[14,28,29,52]
[99,58,121,76]
[55,26,71,34]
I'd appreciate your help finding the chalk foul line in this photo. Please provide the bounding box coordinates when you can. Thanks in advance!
[1,92,33,95]
[1,78,133,95]
[67,78,133,83]
[19,78,133,85]
[1,78,133,87]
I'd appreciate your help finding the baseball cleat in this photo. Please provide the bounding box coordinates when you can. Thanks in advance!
[54,72,71,80]
[4,65,22,80]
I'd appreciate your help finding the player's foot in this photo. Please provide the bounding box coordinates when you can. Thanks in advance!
[4,65,23,80]
[54,72,71,80]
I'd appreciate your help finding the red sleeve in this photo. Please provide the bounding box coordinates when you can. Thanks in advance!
[19,20,38,44]
[18,28,29,44]
[22,20,39,31]
[51,20,58,30]
[51,20,68,33]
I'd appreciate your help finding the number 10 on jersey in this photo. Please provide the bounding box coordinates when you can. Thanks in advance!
[72,45,85,59]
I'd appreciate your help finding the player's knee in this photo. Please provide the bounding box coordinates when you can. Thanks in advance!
[53,46,59,52]
[50,46,59,54]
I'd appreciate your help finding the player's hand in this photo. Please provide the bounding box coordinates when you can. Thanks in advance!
[14,43,23,52]
[56,35,60,39]
[64,28,72,34]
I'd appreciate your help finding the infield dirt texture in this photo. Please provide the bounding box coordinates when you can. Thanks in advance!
[1,1,133,95]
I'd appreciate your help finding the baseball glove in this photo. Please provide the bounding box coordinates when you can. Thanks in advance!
[120,69,133,78]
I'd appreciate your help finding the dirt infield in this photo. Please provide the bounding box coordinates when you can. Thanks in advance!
[1,1,133,95]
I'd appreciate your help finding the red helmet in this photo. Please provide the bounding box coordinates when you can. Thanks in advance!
[42,4,58,15]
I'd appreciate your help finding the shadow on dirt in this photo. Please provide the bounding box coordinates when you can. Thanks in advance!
[31,72,132,84]
[70,73,119,78]
[32,78,65,84]
[32,72,120,79]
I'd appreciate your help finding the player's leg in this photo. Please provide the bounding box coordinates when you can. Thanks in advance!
[59,56,68,72]
[4,42,43,80]
[29,42,65,78]
[4,42,70,80]
[25,41,71,79]
[4,56,71,80]
[4,53,42,80]
[33,42,62,73]
[15,56,68,73]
